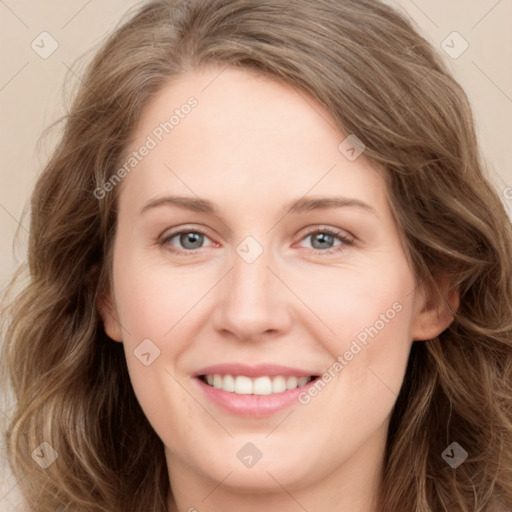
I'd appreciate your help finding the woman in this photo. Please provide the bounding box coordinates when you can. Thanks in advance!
[1,0,511,511]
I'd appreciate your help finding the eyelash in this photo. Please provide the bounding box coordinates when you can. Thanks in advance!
[159,225,354,257]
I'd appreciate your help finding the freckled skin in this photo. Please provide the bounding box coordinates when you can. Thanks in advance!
[98,65,455,512]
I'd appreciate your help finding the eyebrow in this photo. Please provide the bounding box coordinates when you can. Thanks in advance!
[140,195,378,217]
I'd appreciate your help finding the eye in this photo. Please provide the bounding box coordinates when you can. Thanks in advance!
[160,227,215,255]
[297,226,354,255]
[159,225,354,256]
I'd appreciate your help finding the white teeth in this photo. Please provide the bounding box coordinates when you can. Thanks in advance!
[213,374,223,389]
[202,374,313,394]
[286,376,298,390]
[253,376,272,395]
[271,376,287,393]
[235,376,253,394]
[223,374,235,392]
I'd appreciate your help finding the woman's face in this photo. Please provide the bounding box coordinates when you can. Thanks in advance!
[100,65,452,507]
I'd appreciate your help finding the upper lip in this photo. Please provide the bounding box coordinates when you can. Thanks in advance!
[193,363,319,378]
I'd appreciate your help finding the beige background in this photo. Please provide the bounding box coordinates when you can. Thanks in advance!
[1,0,511,510]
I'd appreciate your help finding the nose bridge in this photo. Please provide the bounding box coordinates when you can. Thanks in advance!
[230,234,274,315]
[233,235,270,301]
[213,234,290,340]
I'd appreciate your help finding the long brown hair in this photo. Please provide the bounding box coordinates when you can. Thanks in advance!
[1,1,511,511]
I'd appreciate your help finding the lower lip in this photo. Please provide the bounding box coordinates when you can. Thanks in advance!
[194,376,318,418]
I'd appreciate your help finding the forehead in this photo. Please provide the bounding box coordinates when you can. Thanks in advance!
[117,65,390,219]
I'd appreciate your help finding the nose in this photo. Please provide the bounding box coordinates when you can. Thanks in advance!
[212,240,293,342]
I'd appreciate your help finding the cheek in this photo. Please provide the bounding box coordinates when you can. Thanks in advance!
[113,249,202,345]
[306,258,415,353]
[308,257,417,410]
[287,270,415,469]
[115,265,199,447]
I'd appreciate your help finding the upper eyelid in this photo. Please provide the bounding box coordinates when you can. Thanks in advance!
[160,225,214,242]
[160,223,352,237]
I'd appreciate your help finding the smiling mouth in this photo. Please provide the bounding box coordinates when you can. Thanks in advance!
[198,374,319,395]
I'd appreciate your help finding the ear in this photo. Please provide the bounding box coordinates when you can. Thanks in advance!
[411,275,460,341]
[96,286,123,343]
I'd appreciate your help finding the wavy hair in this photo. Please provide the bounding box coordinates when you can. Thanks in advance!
[1,0,511,511]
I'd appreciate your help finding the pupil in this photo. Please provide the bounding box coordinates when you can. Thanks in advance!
[313,233,333,249]
[181,232,202,249]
